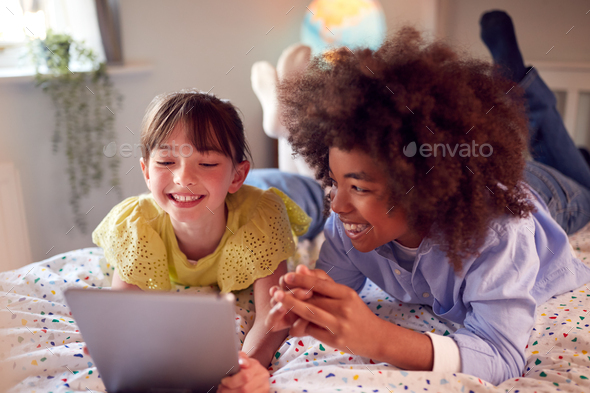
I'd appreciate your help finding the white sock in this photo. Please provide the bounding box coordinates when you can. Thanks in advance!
[251,61,288,139]
[251,44,315,177]
[251,44,312,139]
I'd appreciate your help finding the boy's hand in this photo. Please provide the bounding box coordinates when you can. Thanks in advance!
[269,265,384,359]
[266,265,324,332]
[217,352,269,393]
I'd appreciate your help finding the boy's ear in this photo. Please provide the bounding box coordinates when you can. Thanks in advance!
[228,160,251,194]
[140,157,151,190]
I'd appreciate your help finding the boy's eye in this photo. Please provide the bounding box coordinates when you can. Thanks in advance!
[156,162,174,166]
[200,163,218,167]
[353,185,368,193]
[328,177,337,187]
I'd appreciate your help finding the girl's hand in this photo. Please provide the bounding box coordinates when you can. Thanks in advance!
[217,352,269,393]
[270,265,385,359]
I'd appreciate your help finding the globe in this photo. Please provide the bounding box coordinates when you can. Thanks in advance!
[301,0,387,55]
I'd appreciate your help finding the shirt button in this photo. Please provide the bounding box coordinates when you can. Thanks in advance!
[422,292,430,298]
[394,269,401,275]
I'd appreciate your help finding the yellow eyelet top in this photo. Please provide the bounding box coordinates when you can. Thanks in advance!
[92,185,311,293]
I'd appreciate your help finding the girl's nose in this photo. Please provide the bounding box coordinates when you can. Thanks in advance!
[173,165,197,187]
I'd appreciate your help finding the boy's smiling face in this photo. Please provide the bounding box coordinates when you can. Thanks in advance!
[328,147,423,252]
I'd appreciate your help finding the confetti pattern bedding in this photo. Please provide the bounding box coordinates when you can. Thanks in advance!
[2,226,590,393]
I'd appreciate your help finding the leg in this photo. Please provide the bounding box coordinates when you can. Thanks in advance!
[520,68,590,190]
[251,61,285,139]
[251,44,315,176]
[524,161,590,234]
[250,44,311,140]
[245,169,326,240]
[480,10,590,190]
[480,11,526,82]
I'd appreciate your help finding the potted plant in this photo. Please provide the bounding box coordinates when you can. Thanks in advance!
[30,30,122,233]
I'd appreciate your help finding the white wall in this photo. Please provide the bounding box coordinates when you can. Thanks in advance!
[440,0,590,63]
[1,0,588,264]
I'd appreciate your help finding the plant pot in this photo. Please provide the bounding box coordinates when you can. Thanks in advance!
[41,40,71,72]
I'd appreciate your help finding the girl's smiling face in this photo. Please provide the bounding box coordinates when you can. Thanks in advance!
[328,147,423,252]
[140,123,249,225]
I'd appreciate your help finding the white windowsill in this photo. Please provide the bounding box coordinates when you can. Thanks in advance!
[0,60,152,83]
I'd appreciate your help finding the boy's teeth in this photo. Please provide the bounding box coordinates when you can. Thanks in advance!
[172,194,202,202]
[343,222,369,232]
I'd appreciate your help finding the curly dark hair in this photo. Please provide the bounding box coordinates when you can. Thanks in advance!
[279,27,536,271]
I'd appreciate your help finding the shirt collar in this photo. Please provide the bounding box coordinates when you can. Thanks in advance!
[374,235,439,261]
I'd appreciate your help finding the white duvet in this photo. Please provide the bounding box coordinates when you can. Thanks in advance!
[2,228,590,392]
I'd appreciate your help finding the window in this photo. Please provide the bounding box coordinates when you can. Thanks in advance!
[0,0,105,76]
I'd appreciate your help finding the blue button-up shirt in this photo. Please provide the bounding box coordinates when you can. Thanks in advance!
[316,185,590,385]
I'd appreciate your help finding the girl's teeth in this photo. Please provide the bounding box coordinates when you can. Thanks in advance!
[172,194,201,202]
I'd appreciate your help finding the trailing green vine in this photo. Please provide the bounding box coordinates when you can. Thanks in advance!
[30,30,122,233]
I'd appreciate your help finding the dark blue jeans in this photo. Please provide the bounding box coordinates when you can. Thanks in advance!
[244,168,326,240]
[246,67,590,237]
[521,67,590,234]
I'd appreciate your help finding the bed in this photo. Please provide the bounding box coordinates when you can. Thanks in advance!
[2,224,590,393]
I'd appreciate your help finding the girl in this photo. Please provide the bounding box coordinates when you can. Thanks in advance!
[92,89,311,392]
[265,24,590,385]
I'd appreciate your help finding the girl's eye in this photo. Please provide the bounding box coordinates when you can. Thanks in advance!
[200,163,218,167]
[329,177,337,188]
[353,185,368,193]
[156,162,173,166]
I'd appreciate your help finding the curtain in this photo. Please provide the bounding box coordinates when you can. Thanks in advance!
[95,0,123,65]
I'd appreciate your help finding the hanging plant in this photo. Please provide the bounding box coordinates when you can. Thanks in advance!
[30,30,123,233]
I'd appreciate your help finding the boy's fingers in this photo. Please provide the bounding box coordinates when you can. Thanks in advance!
[283,273,341,299]
[289,287,314,300]
[282,266,329,291]
[296,265,331,281]
[304,321,338,344]
[279,279,313,300]
[295,264,317,276]
[270,289,310,308]
[279,274,289,291]
[290,316,310,337]
[273,290,337,327]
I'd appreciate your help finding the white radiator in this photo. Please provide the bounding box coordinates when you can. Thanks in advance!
[0,162,32,271]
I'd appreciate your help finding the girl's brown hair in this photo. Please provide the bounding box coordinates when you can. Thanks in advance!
[140,89,251,164]
[279,27,535,271]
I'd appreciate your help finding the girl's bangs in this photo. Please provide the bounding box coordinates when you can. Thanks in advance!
[179,101,236,159]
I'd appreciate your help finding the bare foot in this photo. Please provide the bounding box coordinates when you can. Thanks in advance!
[277,43,312,80]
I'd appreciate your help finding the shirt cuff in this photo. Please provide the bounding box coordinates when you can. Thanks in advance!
[425,332,462,373]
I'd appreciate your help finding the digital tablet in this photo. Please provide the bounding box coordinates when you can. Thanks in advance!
[65,288,240,393]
